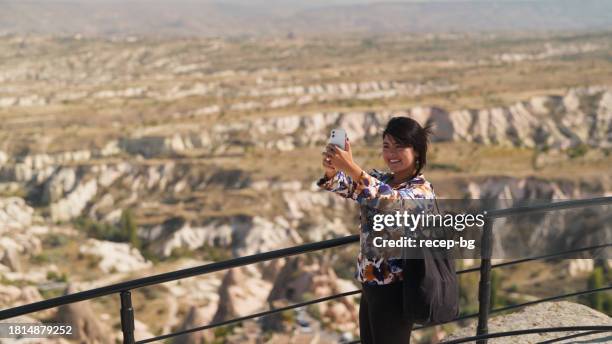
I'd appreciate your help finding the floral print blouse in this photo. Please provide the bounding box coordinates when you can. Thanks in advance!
[317,169,437,285]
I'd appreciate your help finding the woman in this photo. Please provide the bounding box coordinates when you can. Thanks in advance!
[318,117,436,344]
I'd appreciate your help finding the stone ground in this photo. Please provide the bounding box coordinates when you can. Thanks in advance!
[445,301,612,344]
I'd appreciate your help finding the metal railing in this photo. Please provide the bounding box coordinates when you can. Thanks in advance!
[0,196,610,344]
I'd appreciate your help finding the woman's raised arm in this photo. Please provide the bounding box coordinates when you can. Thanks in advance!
[352,171,434,209]
[321,137,435,209]
[317,170,359,200]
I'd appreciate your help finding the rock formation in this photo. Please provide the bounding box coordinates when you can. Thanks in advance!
[79,239,152,273]
[266,256,359,333]
[212,266,272,324]
[171,305,214,344]
[54,284,115,344]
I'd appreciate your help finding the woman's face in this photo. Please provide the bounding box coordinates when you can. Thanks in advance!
[382,134,417,174]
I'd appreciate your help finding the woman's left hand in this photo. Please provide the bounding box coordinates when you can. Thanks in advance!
[327,138,360,177]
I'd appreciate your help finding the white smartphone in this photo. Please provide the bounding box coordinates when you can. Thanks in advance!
[328,128,347,150]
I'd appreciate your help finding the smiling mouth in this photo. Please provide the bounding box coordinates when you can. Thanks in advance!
[389,159,402,164]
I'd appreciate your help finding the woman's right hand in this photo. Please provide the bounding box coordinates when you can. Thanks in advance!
[322,144,337,178]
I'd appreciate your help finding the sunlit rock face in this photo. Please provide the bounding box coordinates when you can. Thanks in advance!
[78,238,152,273]
[3,87,604,174]
[68,86,606,160]
[463,176,611,259]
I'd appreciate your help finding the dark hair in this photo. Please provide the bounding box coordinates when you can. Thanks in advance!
[382,117,433,176]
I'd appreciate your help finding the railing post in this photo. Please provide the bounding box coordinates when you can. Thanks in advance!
[120,290,136,344]
[476,216,493,344]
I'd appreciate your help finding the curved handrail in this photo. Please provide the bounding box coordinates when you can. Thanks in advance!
[484,196,612,218]
[457,242,612,275]
[415,285,612,330]
[132,243,612,343]
[137,290,362,343]
[2,238,609,322]
[536,330,610,344]
[137,285,611,344]
[0,197,609,344]
[0,234,359,320]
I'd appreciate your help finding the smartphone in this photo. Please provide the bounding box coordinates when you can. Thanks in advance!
[328,128,347,150]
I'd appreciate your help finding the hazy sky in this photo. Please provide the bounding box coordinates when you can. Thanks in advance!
[25,0,545,2]
[5,0,607,37]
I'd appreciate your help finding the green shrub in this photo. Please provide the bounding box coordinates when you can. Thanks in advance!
[490,270,500,310]
[46,271,68,283]
[31,253,51,264]
[198,244,232,262]
[120,209,140,249]
[213,323,237,342]
[586,267,612,315]
[429,163,462,172]
[74,216,126,242]
[169,246,195,260]
[567,144,589,159]
[74,209,140,249]
[44,234,69,248]
[281,309,295,324]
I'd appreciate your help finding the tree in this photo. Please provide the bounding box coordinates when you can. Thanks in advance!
[120,209,140,249]
[490,270,501,310]
[587,267,605,312]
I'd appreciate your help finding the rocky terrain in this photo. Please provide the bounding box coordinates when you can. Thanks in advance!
[446,301,612,343]
[1,31,611,343]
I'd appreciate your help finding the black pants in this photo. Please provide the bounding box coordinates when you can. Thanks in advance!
[360,282,413,344]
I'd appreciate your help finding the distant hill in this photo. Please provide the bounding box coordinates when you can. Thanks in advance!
[1,0,612,37]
